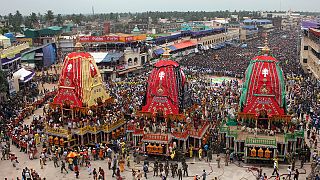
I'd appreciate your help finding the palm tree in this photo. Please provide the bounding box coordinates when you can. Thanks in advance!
[56,14,63,26]
[45,10,54,26]
[30,12,38,28]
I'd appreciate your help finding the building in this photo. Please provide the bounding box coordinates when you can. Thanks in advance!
[300,26,320,79]
[0,43,30,72]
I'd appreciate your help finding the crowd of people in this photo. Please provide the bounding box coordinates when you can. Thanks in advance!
[1,28,320,179]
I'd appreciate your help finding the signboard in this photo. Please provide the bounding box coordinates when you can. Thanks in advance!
[79,36,120,43]
[7,77,19,94]
[16,38,33,46]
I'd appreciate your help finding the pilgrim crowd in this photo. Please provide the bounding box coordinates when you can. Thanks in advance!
[1,29,320,180]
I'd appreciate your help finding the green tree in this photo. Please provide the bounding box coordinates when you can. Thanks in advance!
[9,11,23,32]
[30,12,38,28]
[45,10,54,26]
[0,70,8,93]
[56,14,63,26]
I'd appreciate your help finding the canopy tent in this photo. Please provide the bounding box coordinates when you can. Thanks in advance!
[101,52,123,63]
[0,35,11,48]
[13,68,35,83]
[154,41,196,56]
[154,48,165,56]
[173,41,196,50]
[89,52,109,63]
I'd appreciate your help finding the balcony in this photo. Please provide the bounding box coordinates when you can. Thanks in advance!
[307,38,320,53]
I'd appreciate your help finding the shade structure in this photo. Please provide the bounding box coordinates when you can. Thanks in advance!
[53,52,110,108]
[239,53,286,118]
[13,68,35,83]
[141,59,186,117]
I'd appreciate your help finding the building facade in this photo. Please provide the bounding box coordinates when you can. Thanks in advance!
[300,28,320,79]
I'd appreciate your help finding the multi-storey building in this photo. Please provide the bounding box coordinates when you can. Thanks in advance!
[300,26,320,79]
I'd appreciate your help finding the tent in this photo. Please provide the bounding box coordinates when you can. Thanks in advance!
[13,68,35,83]
[89,52,109,63]
[0,35,11,48]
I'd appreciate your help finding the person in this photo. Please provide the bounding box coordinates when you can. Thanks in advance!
[136,169,142,180]
[216,155,221,168]
[60,160,68,174]
[74,165,79,179]
[99,167,105,180]
[183,162,188,177]
[68,157,74,171]
[194,174,199,180]
[143,164,148,179]
[202,170,207,180]
[126,155,130,167]
[154,161,159,176]
[93,168,98,180]
[53,154,59,168]
[300,155,305,168]
[272,160,278,176]
[40,156,44,169]
[199,148,203,161]
[315,174,320,180]
[119,158,125,172]
[112,160,117,177]
[178,168,183,180]
[116,167,121,180]
[293,169,299,180]
[287,165,292,179]
[87,162,92,175]
[108,157,112,170]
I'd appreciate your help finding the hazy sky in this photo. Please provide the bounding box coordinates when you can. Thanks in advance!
[0,0,319,15]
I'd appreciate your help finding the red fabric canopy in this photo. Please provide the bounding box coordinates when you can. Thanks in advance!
[154,60,179,68]
[252,55,277,61]
[142,59,183,116]
[241,54,286,117]
[173,41,196,50]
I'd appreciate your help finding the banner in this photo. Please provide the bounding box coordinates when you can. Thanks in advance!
[79,36,120,43]
[8,77,19,94]
[16,38,33,46]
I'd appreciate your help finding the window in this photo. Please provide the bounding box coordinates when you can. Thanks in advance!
[128,58,133,66]
[134,57,138,65]
[304,46,308,50]
[303,59,307,63]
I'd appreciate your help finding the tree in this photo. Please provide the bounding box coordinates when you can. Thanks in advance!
[0,27,9,34]
[0,70,8,94]
[8,11,23,32]
[45,10,54,26]
[30,12,38,28]
[56,14,63,26]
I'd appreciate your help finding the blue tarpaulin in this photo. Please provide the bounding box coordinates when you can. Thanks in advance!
[154,48,165,55]
[42,44,56,67]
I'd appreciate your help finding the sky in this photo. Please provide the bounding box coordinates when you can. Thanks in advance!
[0,0,319,16]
